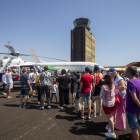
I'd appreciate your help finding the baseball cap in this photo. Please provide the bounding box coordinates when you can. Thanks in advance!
[53,80,56,84]
[94,65,99,70]
[108,68,116,74]
[85,67,90,72]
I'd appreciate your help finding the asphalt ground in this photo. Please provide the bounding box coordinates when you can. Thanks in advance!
[0,85,132,140]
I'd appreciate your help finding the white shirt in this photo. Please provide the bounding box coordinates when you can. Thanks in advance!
[29,73,36,84]
[112,75,123,94]
[6,72,12,84]
[51,84,58,93]
[2,74,7,84]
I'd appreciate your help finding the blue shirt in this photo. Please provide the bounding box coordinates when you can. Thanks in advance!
[20,73,29,89]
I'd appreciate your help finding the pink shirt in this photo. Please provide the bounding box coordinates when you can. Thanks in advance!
[100,85,115,107]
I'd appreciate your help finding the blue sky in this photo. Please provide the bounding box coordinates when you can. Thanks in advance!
[0,0,140,66]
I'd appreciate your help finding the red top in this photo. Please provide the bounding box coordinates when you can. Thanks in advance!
[95,73,104,85]
[80,74,94,93]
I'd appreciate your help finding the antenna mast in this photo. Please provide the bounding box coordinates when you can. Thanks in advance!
[7,41,11,55]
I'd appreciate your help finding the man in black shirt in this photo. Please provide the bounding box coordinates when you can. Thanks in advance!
[19,68,31,108]
[56,69,71,109]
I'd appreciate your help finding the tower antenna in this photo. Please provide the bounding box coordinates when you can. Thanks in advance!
[7,41,11,56]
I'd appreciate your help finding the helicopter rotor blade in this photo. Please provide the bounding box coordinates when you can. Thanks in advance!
[5,45,17,55]
[0,53,10,55]
[19,54,68,62]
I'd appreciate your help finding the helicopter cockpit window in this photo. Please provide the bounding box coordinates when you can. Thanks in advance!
[10,67,19,75]
[20,66,34,74]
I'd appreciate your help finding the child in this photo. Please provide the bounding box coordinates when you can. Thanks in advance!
[73,78,81,113]
[51,80,58,103]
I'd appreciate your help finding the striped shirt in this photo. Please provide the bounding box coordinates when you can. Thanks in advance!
[100,85,115,107]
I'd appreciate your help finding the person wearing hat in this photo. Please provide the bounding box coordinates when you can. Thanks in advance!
[77,67,94,120]
[92,65,104,117]
[50,80,58,103]
[108,68,126,130]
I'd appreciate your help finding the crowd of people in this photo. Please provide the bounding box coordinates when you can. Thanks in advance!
[1,65,140,139]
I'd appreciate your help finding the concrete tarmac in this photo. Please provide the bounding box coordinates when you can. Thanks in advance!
[0,86,132,140]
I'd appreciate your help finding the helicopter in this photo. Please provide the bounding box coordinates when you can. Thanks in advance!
[0,45,43,84]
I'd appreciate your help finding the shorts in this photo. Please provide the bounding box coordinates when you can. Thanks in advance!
[51,93,57,98]
[31,83,35,90]
[6,83,13,89]
[126,111,139,129]
[103,105,115,114]
[76,91,79,100]
[81,92,91,105]
[93,85,101,96]
[21,89,29,96]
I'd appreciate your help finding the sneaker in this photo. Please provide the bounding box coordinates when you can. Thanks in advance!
[71,102,75,105]
[48,106,51,109]
[77,116,84,120]
[3,92,6,95]
[66,105,69,108]
[19,104,23,108]
[73,110,78,113]
[105,132,116,138]
[39,106,44,110]
[86,117,91,121]
[58,106,63,109]
[105,126,111,132]
[23,105,30,109]
[91,114,97,117]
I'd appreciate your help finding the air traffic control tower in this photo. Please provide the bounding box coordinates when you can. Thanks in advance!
[71,18,95,62]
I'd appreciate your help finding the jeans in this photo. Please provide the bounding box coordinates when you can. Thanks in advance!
[126,111,139,129]
[40,86,50,106]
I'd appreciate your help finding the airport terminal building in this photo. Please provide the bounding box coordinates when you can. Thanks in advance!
[71,18,95,63]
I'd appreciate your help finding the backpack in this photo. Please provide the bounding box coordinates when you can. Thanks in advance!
[35,75,41,86]
[31,73,36,81]
[42,72,50,86]
[97,75,104,88]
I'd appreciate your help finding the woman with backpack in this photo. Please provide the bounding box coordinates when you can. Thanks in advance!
[92,65,104,117]
[35,70,41,104]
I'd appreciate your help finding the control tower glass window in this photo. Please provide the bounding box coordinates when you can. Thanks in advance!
[73,18,91,31]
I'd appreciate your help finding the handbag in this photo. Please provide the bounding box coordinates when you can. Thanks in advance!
[115,95,120,105]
